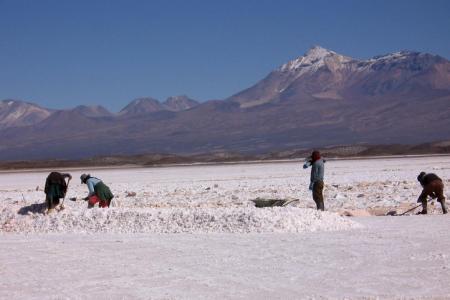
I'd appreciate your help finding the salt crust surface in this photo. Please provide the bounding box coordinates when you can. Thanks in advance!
[1,157,450,299]
[2,156,450,234]
[0,206,359,234]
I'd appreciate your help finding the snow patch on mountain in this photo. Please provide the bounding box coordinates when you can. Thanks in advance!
[0,100,52,128]
[163,95,199,112]
[369,51,415,62]
[279,47,426,75]
[279,46,353,77]
[354,51,425,72]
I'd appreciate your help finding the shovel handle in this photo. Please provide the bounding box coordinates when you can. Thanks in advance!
[399,197,430,216]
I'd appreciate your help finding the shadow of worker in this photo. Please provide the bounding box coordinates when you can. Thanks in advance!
[18,202,47,215]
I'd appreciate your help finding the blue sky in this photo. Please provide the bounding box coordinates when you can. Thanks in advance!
[1,0,449,112]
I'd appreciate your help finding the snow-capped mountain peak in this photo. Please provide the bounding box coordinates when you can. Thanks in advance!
[305,45,336,59]
[279,46,351,72]
[163,95,199,111]
[119,97,164,116]
[0,99,52,128]
[369,51,416,63]
[0,99,18,108]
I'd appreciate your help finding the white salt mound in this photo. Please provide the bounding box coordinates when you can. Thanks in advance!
[0,207,361,234]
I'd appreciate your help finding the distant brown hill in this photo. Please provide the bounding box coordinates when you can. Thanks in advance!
[0,141,449,170]
[0,46,449,160]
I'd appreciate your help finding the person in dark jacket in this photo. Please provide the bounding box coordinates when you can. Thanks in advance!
[416,172,447,214]
[80,174,114,208]
[303,151,325,211]
[44,172,72,213]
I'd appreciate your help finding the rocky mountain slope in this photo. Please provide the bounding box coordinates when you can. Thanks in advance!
[228,46,450,107]
[119,96,199,116]
[71,105,113,118]
[0,46,449,160]
[0,100,52,129]
[163,95,199,112]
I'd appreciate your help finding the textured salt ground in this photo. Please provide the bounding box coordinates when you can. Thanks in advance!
[1,157,450,298]
[1,156,449,217]
[1,216,450,299]
[0,206,359,234]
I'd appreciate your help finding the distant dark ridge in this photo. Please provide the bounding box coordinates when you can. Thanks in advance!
[0,142,449,171]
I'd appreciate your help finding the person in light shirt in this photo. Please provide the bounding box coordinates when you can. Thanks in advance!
[80,174,114,208]
[303,151,325,211]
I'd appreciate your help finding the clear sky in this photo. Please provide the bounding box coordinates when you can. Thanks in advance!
[1,0,449,112]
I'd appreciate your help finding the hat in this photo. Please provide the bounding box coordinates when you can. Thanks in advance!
[417,172,426,182]
[80,173,90,184]
[311,150,321,162]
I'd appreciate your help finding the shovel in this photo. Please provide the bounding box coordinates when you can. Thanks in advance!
[396,197,431,216]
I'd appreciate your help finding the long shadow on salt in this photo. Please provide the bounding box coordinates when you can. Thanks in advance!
[17,202,46,215]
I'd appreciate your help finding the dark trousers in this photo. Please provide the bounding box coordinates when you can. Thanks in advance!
[312,181,325,211]
[46,195,60,209]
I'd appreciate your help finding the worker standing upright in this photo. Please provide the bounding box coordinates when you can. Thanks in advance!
[303,151,325,211]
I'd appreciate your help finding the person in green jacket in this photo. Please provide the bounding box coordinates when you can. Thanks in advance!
[80,174,114,208]
[44,172,72,213]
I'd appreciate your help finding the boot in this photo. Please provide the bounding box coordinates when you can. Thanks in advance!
[318,200,325,211]
[417,201,428,215]
[314,199,325,211]
[439,200,448,214]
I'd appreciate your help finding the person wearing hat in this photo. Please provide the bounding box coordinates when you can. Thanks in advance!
[416,172,447,214]
[80,174,114,208]
[44,172,72,213]
[303,150,326,211]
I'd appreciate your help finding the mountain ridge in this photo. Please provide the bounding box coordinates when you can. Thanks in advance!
[0,99,53,129]
[1,46,449,160]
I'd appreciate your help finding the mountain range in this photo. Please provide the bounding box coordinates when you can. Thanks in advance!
[1,46,449,160]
